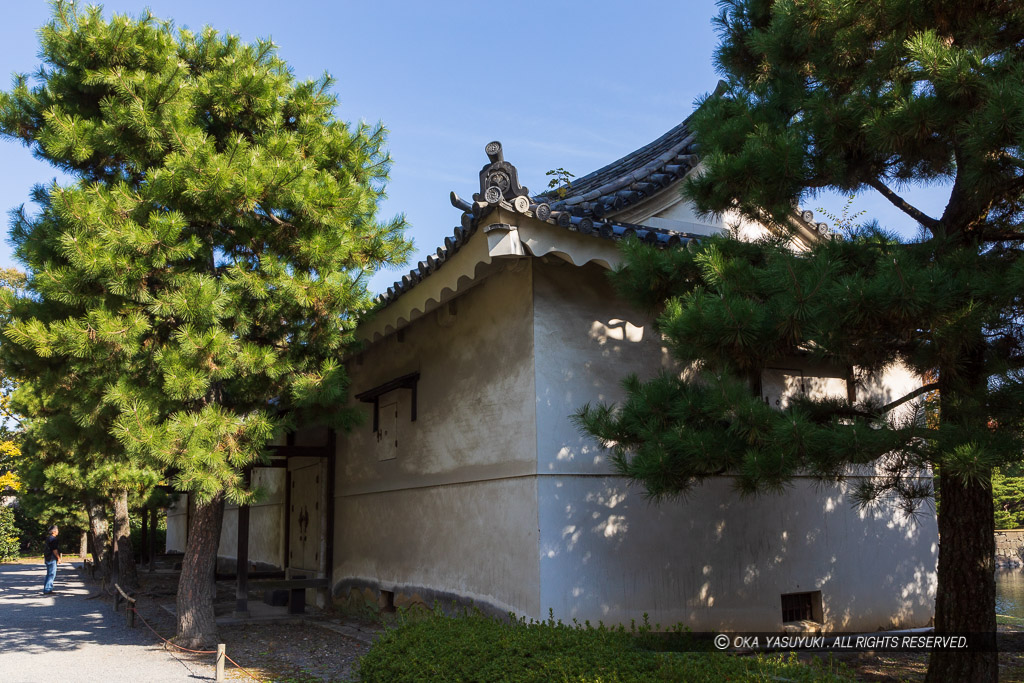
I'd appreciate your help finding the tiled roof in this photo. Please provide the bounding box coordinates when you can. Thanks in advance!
[376,221,481,306]
[533,116,698,218]
[374,139,703,308]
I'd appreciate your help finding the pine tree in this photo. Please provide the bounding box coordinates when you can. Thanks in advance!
[577,3,1024,682]
[0,2,409,647]
[993,466,1024,530]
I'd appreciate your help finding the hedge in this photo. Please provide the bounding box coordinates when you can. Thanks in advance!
[359,609,853,682]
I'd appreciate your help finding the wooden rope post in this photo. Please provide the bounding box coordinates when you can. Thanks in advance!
[113,583,136,628]
[216,643,225,682]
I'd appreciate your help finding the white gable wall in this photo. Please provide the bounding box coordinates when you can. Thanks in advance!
[331,261,542,616]
[531,258,937,631]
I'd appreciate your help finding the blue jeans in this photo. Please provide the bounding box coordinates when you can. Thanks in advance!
[43,559,56,593]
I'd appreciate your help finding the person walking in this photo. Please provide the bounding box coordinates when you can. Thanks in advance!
[42,525,61,594]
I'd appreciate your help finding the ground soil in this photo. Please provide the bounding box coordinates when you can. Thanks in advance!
[74,560,1024,682]
[796,627,1024,682]
[87,564,376,682]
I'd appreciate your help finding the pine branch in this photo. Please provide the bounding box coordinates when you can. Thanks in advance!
[865,178,940,230]
[877,382,939,414]
[256,206,295,229]
[0,409,24,429]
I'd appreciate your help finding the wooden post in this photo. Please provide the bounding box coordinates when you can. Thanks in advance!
[283,469,292,572]
[324,429,336,605]
[235,466,252,617]
[140,506,148,565]
[216,643,225,682]
[114,583,136,627]
[148,507,157,573]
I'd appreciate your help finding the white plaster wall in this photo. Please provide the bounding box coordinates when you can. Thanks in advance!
[332,261,541,616]
[532,259,674,479]
[538,476,936,631]
[859,361,922,423]
[166,493,188,554]
[336,477,539,615]
[216,467,287,569]
[653,195,729,236]
[532,259,938,630]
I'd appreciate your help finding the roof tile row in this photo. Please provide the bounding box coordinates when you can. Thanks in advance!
[375,140,701,308]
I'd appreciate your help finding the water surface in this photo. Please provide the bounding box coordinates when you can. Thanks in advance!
[996,568,1024,617]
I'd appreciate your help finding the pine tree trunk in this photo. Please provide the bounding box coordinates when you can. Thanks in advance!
[113,489,139,589]
[926,342,997,683]
[87,531,98,565]
[79,530,87,560]
[924,471,997,683]
[85,497,113,581]
[175,493,224,649]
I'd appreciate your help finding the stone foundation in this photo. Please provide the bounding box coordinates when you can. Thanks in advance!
[995,529,1024,568]
[332,578,509,621]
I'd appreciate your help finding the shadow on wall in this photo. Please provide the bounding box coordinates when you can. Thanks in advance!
[539,473,937,631]
[533,286,935,630]
[536,309,674,474]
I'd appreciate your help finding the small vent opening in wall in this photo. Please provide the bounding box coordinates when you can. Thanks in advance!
[781,591,823,623]
[380,589,396,613]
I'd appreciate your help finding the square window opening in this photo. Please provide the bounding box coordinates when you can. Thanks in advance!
[379,589,396,613]
[781,591,823,624]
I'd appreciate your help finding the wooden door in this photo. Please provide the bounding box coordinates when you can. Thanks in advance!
[288,463,323,575]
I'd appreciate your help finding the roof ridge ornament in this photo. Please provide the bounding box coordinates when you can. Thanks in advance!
[474,141,529,205]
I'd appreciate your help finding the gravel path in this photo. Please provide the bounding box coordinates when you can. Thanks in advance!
[0,560,211,683]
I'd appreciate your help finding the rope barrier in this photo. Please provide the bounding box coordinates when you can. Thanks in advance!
[127,606,262,681]
[223,653,261,681]
[128,607,217,654]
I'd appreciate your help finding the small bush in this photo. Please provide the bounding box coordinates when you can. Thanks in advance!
[0,507,21,561]
[358,608,853,682]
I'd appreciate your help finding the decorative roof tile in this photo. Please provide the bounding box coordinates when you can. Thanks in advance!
[371,80,833,316]
[374,139,705,309]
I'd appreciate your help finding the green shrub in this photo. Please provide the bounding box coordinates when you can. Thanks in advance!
[358,608,853,682]
[0,506,21,561]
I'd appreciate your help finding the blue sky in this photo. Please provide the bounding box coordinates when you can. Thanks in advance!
[1,2,948,294]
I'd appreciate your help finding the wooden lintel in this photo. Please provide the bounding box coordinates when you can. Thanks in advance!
[265,444,332,459]
[355,372,420,431]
